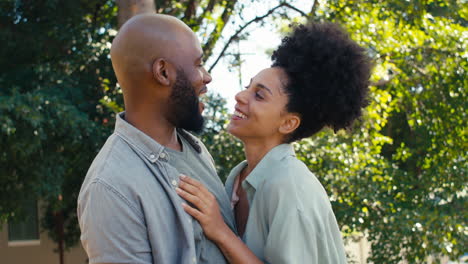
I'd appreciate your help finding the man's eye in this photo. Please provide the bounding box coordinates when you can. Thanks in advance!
[255,92,264,100]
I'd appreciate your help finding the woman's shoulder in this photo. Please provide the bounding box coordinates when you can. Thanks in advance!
[264,156,315,187]
[258,157,332,211]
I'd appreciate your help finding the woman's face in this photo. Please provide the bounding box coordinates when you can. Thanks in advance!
[227,67,295,143]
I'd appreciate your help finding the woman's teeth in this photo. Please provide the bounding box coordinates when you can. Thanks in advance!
[234,110,247,119]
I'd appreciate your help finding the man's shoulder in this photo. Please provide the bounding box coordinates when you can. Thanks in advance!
[89,134,147,173]
[82,133,159,195]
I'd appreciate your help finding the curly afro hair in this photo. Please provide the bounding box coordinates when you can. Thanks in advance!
[272,22,372,143]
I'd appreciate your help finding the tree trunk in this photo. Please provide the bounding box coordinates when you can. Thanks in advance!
[116,0,156,28]
[55,210,64,264]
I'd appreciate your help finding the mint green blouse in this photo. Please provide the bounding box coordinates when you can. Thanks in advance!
[225,144,347,264]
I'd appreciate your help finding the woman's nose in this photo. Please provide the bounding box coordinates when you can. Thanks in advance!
[234,90,248,104]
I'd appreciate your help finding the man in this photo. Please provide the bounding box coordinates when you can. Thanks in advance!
[77,14,236,264]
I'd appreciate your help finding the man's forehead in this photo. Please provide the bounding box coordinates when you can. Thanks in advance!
[180,39,203,60]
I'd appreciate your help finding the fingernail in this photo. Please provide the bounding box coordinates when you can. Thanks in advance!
[179,174,186,179]
[175,187,182,193]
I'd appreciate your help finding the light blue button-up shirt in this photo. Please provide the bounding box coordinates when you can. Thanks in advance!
[225,144,347,264]
[77,112,235,264]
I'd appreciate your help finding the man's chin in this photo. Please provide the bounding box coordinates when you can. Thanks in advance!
[180,116,205,134]
[198,101,205,115]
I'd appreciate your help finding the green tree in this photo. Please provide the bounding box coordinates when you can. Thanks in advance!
[0,1,118,262]
[205,1,467,262]
[0,0,310,261]
[287,0,467,262]
[2,0,466,263]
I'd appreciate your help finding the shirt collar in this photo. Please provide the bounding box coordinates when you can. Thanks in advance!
[114,112,165,163]
[243,144,296,191]
[225,160,248,198]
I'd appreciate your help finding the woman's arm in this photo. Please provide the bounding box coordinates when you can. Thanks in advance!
[177,175,263,264]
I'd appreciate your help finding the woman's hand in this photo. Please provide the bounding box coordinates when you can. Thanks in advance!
[176,174,229,243]
[177,175,262,264]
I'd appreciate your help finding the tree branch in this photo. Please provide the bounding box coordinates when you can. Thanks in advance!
[156,0,169,13]
[202,0,238,62]
[208,3,309,72]
[196,0,216,26]
[92,2,104,30]
[310,0,319,16]
[116,0,156,28]
[182,0,197,22]
[282,2,308,17]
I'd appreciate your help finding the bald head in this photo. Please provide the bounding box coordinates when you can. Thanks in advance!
[110,14,201,103]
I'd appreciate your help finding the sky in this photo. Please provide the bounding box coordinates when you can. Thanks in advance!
[205,0,313,111]
[207,26,280,110]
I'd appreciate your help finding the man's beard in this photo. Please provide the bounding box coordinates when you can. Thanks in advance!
[167,70,205,133]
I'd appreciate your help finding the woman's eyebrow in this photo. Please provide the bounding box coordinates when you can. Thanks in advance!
[256,83,273,95]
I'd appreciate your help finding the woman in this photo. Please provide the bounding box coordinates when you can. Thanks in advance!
[176,22,372,263]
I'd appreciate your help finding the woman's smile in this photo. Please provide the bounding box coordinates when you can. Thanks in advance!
[232,108,248,120]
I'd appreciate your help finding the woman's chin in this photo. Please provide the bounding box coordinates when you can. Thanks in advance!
[227,124,242,139]
[226,123,235,134]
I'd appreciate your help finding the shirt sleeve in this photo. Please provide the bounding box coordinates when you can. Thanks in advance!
[261,179,347,264]
[77,180,152,264]
[263,205,317,263]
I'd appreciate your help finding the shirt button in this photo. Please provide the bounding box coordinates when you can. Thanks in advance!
[149,154,155,159]
[192,257,196,263]
[171,180,178,186]
[159,152,167,159]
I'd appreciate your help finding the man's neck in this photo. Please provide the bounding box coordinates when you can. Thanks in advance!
[125,110,182,151]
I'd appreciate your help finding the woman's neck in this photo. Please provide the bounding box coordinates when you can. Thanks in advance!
[240,139,283,181]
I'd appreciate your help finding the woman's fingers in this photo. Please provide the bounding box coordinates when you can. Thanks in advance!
[182,203,204,221]
[178,176,211,206]
[180,174,201,187]
[176,187,207,211]
[178,177,201,196]
[179,174,215,200]
[177,175,226,242]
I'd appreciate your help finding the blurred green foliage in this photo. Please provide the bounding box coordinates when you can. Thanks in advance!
[0,0,118,248]
[304,1,467,262]
[0,0,466,263]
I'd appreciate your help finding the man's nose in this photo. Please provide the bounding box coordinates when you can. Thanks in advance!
[203,68,212,84]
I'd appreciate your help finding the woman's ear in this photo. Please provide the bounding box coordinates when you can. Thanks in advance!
[152,58,175,86]
[279,114,301,135]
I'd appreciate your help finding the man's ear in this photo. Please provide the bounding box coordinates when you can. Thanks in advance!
[279,113,301,135]
[152,58,175,86]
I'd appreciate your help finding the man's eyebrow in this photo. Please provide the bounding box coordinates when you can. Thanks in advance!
[257,83,273,95]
